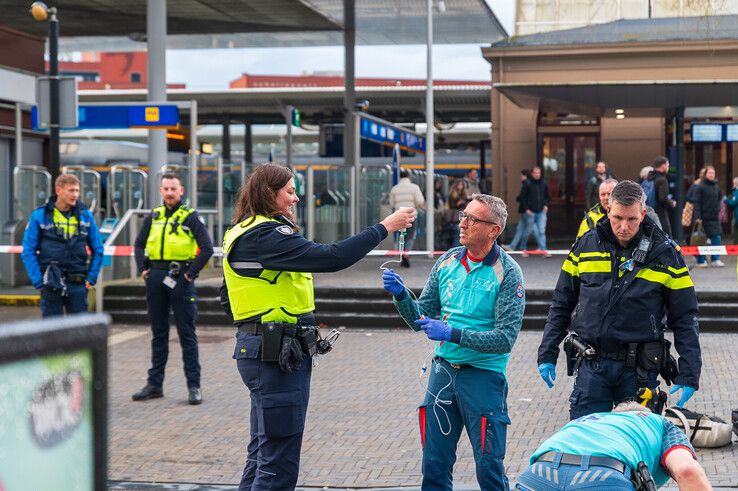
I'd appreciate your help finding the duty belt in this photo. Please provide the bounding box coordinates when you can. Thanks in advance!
[536,452,628,474]
[434,355,474,370]
[149,260,192,270]
[237,322,316,336]
[63,273,87,283]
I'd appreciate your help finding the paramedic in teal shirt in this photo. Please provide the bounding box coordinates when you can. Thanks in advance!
[516,401,711,490]
[382,193,526,491]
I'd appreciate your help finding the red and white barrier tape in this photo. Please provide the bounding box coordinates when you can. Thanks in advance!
[1,244,737,258]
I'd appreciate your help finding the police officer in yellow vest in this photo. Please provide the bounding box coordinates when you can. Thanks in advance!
[222,163,414,490]
[576,178,617,239]
[132,173,213,405]
[21,174,104,317]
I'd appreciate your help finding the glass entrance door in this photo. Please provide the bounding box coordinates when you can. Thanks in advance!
[539,134,598,238]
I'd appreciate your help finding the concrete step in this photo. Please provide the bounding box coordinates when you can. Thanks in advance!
[102,284,738,331]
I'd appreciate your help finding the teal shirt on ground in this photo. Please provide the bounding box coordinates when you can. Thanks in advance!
[530,411,695,488]
[393,244,525,374]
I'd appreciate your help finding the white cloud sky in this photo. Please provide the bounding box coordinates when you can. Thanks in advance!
[166,1,515,89]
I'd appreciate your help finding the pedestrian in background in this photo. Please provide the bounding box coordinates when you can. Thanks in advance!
[464,168,481,199]
[538,180,701,419]
[222,163,414,490]
[518,166,550,255]
[447,179,469,247]
[506,169,530,250]
[647,156,676,236]
[389,168,425,267]
[639,165,662,229]
[723,176,738,244]
[684,168,706,244]
[515,402,712,491]
[693,165,724,268]
[585,161,613,209]
[383,193,525,490]
[131,174,214,405]
[21,173,104,317]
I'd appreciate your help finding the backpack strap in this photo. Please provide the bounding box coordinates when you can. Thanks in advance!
[665,407,694,441]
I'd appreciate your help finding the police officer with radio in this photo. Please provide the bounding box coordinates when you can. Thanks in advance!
[222,163,414,491]
[22,173,104,317]
[132,173,213,405]
[537,180,701,420]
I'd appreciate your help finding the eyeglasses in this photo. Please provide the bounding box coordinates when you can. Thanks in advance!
[458,211,498,226]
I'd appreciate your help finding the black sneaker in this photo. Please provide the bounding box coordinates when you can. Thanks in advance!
[188,387,202,405]
[131,384,163,401]
[400,256,410,268]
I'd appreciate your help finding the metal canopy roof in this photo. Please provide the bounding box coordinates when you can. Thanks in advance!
[494,80,738,117]
[0,0,341,38]
[77,85,491,124]
[53,0,506,51]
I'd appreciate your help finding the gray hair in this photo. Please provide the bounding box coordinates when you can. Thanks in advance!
[639,166,653,181]
[472,193,508,231]
[612,401,651,413]
[608,180,645,210]
[601,178,618,188]
[733,177,738,188]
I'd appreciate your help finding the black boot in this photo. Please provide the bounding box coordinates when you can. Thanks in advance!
[401,255,410,268]
[188,387,202,405]
[132,384,163,401]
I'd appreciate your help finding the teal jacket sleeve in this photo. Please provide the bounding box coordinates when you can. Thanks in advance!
[392,252,448,331]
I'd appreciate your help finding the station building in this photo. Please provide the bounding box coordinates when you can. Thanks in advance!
[483,15,738,238]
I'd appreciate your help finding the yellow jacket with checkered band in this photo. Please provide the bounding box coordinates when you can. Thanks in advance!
[538,215,701,389]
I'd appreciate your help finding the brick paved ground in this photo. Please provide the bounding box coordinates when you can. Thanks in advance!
[107,327,738,489]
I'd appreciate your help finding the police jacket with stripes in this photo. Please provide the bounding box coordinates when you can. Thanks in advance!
[538,215,701,389]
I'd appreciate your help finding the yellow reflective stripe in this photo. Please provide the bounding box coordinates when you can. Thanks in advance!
[562,259,579,277]
[667,265,689,275]
[578,260,612,273]
[636,268,694,290]
[579,251,611,259]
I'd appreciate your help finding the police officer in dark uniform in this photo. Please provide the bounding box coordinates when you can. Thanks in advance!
[222,163,414,491]
[22,173,104,317]
[537,180,701,419]
[132,173,214,405]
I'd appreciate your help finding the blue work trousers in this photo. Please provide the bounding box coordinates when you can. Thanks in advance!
[235,332,312,491]
[516,455,635,490]
[145,269,200,388]
[39,282,88,317]
[569,358,658,420]
[419,358,510,491]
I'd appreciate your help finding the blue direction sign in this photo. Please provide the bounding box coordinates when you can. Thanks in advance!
[33,104,180,130]
[359,115,425,154]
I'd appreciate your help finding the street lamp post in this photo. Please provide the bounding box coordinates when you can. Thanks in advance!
[30,1,60,181]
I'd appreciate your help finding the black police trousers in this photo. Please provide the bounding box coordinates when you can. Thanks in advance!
[569,358,658,420]
[234,331,312,491]
[145,268,200,389]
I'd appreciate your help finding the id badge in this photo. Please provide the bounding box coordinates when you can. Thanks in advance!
[163,276,177,289]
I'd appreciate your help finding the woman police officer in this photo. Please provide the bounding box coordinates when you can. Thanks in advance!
[221,163,414,490]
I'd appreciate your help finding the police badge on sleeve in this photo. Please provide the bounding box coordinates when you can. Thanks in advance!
[276,225,294,235]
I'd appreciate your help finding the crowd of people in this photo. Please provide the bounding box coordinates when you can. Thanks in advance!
[20,161,726,491]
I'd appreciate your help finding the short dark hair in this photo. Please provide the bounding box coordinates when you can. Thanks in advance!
[608,180,645,209]
[160,173,183,185]
[400,169,410,179]
[653,156,669,168]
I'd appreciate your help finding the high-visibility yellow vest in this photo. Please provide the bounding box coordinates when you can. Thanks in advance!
[222,215,315,324]
[576,204,606,239]
[145,205,199,261]
[52,207,79,238]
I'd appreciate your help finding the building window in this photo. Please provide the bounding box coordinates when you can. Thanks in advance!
[130,72,141,83]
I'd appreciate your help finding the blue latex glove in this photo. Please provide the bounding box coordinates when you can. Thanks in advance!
[382,269,405,296]
[670,384,696,408]
[415,317,452,342]
[538,363,556,389]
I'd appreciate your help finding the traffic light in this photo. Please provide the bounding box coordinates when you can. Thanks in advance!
[291,107,301,127]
